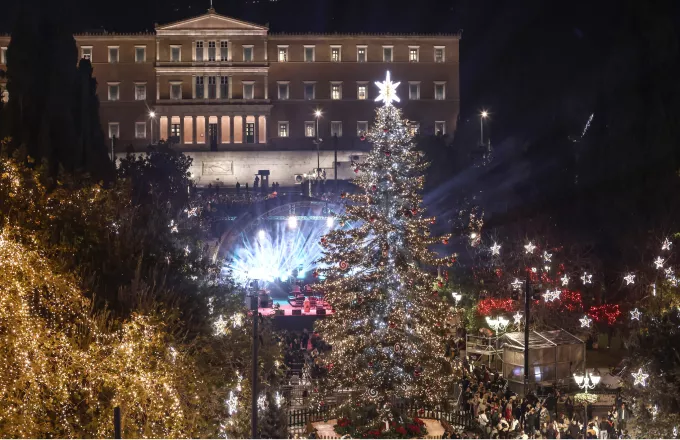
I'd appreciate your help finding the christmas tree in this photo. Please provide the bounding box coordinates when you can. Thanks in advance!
[315,72,459,423]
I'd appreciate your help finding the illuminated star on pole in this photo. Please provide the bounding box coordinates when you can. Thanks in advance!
[654,256,665,269]
[581,272,593,284]
[513,311,523,325]
[631,367,649,387]
[580,315,592,328]
[561,275,569,286]
[630,308,642,321]
[374,71,400,106]
[662,238,672,251]
[524,242,536,254]
[490,242,501,256]
[624,273,636,285]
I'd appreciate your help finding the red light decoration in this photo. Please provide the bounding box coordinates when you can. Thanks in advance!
[588,304,621,325]
[477,298,516,316]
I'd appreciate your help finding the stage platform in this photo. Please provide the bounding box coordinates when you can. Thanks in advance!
[259,300,334,317]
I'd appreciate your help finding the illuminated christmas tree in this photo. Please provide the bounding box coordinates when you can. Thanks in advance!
[315,72,459,423]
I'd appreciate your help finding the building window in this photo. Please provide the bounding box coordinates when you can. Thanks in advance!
[135,46,146,63]
[135,122,147,139]
[0,47,6,64]
[108,47,119,63]
[243,46,253,62]
[434,82,446,100]
[107,83,119,101]
[434,46,445,63]
[330,46,341,62]
[243,82,254,100]
[331,121,342,137]
[170,123,181,139]
[409,122,420,136]
[220,41,228,61]
[135,83,146,101]
[170,83,182,100]
[278,46,288,62]
[357,121,368,136]
[81,46,92,61]
[357,46,367,62]
[220,76,228,98]
[409,46,419,62]
[208,76,217,99]
[304,121,315,137]
[278,82,289,100]
[331,83,342,100]
[278,121,289,137]
[357,83,367,100]
[382,46,393,62]
[409,82,420,100]
[208,41,216,61]
[108,122,120,139]
[304,46,315,62]
[195,76,204,98]
[435,121,446,135]
[170,45,181,62]
[195,41,204,61]
[304,82,315,100]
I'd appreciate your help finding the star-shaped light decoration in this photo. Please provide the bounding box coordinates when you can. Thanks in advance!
[561,275,569,286]
[581,272,593,284]
[632,367,649,387]
[662,238,672,251]
[630,308,642,321]
[543,289,561,302]
[580,315,592,328]
[511,278,523,290]
[374,70,400,106]
[654,256,665,269]
[524,241,536,254]
[490,242,501,256]
[665,267,675,279]
[186,207,198,218]
[543,251,552,262]
[213,315,228,336]
[169,219,179,233]
[624,273,636,285]
[513,311,523,325]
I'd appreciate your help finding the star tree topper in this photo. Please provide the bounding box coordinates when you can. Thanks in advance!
[375,70,400,106]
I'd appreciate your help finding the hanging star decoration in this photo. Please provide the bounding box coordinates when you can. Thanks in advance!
[543,289,561,302]
[169,219,179,233]
[654,256,665,269]
[543,251,552,262]
[662,238,672,251]
[561,275,569,286]
[581,272,593,284]
[374,70,400,106]
[186,207,198,218]
[580,315,592,328]
[490,242,501,256]
[624,273,636,285]
[632,367,649,386]
[513,311,523,325]
[511,278,523,290]
[524,241,536,254]
[630,308,642,321]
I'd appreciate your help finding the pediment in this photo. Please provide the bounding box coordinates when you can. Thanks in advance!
[157,10,267,32]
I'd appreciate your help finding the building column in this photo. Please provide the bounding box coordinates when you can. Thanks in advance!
[228,41,233,61]
[156,75,160,101]
[264,41,268,61]
[264,74,268,100]
[228,76,233,99]
[178,117,184,145]
[216,76,221,99]
[204,116,209,146]
[192,75,196,99]
[230,115,235,143]
[203,74,208,99]
[242,115,246,144]
[155,40,160,61]
[254,114,259,144]
[192,115,197,144]
[217,116,222,145]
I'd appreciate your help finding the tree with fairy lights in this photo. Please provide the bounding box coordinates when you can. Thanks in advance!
[315,71,460,428]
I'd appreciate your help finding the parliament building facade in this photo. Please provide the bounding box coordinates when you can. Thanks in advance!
[0,9,460,186]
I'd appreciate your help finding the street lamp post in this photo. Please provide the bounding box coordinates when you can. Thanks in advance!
[573,371,600,435]
[480,110,488,146]
[149,111,156,145]
[314,109,322,179]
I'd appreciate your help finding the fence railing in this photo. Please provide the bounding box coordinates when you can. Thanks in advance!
[288,402,475,435]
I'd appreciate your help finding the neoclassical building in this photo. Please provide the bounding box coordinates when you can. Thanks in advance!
[0,8,460,186]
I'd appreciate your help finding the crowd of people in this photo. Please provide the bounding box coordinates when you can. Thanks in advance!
[459,363,631,439]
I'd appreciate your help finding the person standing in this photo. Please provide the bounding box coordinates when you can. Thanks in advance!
[617,403,628,435]
[236,181,241,194]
